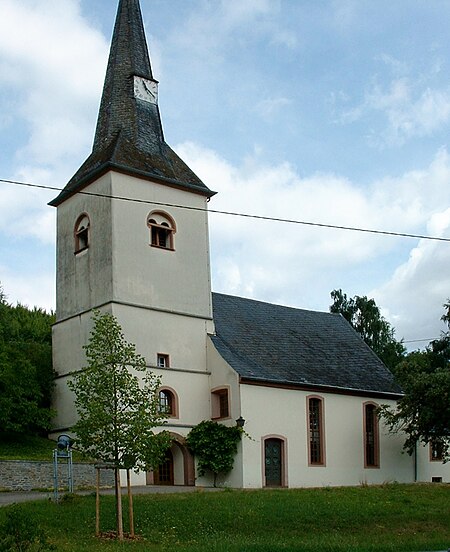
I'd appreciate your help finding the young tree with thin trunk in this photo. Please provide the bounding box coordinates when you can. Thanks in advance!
[68,310,170,540]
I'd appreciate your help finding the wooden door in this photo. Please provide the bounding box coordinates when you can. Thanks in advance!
[154,449,174,485]
[264,438,282,487]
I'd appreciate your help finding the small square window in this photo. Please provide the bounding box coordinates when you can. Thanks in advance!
[211,388,229,419]
[157,354,169,368]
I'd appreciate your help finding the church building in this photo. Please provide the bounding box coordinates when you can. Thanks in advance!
[49,0,448,488]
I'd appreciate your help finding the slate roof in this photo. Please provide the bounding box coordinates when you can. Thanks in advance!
[50,0,213,207]
[211,293,402,398]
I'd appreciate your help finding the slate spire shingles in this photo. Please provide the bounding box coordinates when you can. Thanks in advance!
[50,0,214,207]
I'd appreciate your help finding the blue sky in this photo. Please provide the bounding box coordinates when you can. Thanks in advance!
[0,0,449,347]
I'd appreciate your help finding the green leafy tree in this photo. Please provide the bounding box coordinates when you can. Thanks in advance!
[68,310,170,540]
[330,289,405,370]
[380,301,450,461]
[186,420,242,487]
[0,284,55,438]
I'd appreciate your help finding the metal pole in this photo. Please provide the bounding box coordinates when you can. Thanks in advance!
[67,450,74,493]
[53,450,59,502]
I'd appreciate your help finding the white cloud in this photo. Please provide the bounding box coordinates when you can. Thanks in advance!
[0,0,108,244]
[339,71,450,146]
[220,0,274,25]
[177,141,450,342]
[373,209,450,346]
[165,0,293,63]
[367,80,450,145]
[0,264,55,312]
[0,0,108,167]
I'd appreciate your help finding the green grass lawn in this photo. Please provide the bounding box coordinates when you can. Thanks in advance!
[0,435,88,463]
[0,484,449,551]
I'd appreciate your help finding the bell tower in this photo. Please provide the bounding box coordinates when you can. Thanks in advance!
[50,0,215,436]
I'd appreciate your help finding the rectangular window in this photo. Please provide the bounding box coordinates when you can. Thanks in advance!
[308,397,324,466]
[211,388,229,419]
[157,354,170,368]
[430,441,444,462]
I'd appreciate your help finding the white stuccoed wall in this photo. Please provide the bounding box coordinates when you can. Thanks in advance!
[239,384,414,488]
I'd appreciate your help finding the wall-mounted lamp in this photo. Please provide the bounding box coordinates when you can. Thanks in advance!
[236,416,245,428]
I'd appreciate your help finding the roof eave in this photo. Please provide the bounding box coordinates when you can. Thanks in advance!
[239,375,404,400]
[49,162,217,207]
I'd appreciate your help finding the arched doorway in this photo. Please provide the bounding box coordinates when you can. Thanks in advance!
[146,433,195,486]
[263,436,286,487]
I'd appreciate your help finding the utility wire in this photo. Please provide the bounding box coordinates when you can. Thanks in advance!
[1,177,448,345]
[403,337,446,344]
[1,177,450,243]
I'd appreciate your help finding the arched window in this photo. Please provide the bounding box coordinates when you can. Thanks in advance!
[262,435,287,487]
[74,214,90,253]
[364,402,380,468]
[158,388,178,418]
[147,211,176,250]
[307,396,325,466]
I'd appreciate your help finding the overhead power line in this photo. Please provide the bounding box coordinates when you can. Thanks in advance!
[1,177,450,243]
[402,337,444,344]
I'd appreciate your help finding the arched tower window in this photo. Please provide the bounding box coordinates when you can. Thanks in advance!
[74,214,90,253]
[147,211,176,250]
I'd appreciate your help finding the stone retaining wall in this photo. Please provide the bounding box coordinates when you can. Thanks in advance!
[0,460,114,491]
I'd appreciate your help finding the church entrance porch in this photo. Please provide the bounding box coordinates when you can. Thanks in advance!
[146,433,195,487]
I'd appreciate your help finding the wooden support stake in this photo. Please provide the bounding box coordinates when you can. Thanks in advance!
[116,468,124,541]
[127,469,135,537]
[95,468,100,537]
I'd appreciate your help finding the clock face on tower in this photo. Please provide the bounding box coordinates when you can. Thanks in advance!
[133,76,158,104]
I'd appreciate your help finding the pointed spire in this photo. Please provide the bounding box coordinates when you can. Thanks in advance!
[93,0,161,151]
[50,0,213,207]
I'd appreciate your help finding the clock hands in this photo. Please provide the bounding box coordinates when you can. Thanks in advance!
[143,80,155,99]
[134,76,157,103]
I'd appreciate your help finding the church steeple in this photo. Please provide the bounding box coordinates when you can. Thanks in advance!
[50,0,213,207]
[93,0,162,151]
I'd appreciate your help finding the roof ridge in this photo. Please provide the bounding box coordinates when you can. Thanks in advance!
[212,291,332,316]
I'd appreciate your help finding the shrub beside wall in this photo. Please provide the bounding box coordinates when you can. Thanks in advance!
[0,460,114,491]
